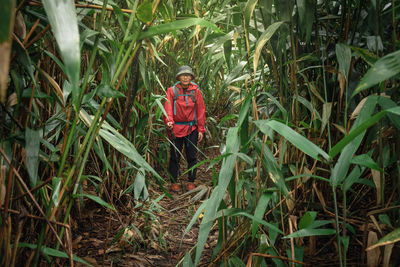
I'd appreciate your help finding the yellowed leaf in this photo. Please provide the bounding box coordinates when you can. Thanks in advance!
[383,244,394,267]
[371,169,381,205]
[367,231,381,267]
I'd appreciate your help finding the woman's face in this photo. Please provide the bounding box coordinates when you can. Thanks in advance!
[178,74,192,87]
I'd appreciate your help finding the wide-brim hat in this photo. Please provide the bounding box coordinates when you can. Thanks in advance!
[175,65,195,80]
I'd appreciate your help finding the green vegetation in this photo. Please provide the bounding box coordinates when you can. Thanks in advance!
[1,0,400,266]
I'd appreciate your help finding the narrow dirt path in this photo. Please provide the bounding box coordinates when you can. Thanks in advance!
[74,146,220,266]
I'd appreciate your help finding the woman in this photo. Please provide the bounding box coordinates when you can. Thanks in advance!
[164,65,206,192]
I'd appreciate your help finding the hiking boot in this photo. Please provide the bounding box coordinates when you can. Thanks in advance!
[186,182,196,191]
[170,183,180,193]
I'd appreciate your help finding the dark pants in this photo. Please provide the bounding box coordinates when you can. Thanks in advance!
[169,130,198,183]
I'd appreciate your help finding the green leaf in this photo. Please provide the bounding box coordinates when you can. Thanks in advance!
[296,0,314,43]
[378,96,400,130]
[330,96,378,188]
[336,43,352,80]
[298,211,317,229]
[138,18,221,40]
[74,194,116,212]
[329,110,386,159]
[210,208,283,234]
[86,117,164,183]
[133,168,148,200]
[51,177,62,208]
[254,141,288,196]
[255,120,329,161]
[25,128,42,187]
[183,252,194,267]
[16,243,91,266]
[342,166,361,192]
[136,0,153,23]
[353,50,400,97]
[284,228,336,238]
[351,154,382,172]
[194,127,240,265]
[350,46,378,66]
[367,228,400,250]
[97,84,126,98]
[237,92,252,128]
[42,0,80,107]
[252,192,273,238]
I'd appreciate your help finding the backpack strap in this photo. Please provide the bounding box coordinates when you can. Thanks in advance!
[172,82,199,134]
[173,81,180,116]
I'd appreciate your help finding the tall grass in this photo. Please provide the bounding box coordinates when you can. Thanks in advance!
[0,0,399,266]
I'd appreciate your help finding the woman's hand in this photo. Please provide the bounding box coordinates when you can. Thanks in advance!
[167,121,174,129]
[198,132,204,143]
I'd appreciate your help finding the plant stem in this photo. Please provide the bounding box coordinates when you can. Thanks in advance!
[332,187,343,267]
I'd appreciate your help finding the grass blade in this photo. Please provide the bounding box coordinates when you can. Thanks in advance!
[42,0,80,107]
[353,49,400,97]
[255,119,329,161]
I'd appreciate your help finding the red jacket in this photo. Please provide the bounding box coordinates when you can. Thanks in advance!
[164,82,206,138]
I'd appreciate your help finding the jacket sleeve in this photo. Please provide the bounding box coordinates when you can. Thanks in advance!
[196,88,206,133]
[164,87,174,124]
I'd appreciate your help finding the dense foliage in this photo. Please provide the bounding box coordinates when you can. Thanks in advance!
[1,0,400,266]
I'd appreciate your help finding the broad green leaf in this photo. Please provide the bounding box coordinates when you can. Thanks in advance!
[194,127,239,265]
[237,92,252,128]
[255,119,329,161]
[296,0,314,43]
[253,22,284,75]
[17,243,91,266]
[43,0,80,107]
[51,177,62,208]
[379,214,392,227]
[74,194,116,211]
[366,228,400,251]
[133,168,148,200]
[378,96,400,130]
[295,95,322,121]
[228,256,246,267]
[284,228,336,238]
[254,141,288,195]
[252,192,273,238]
[350,46,378,66]
[136,0,153,23]
[277,0,293,22]
[264,92,288,120]
[298,211,317,229]
[351,154,382,172]
[210,208,283,234]
[88,118,164,183]
[138,18,221,40]
[97,84,126,98]
[259,0,273,26]
[342,166,361,192]
[26,128,42,187]
[330,96,377,188]
[353,50,400,96]
[183,252,194,267]
[336,43,352,80]
[330,110,386,159]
